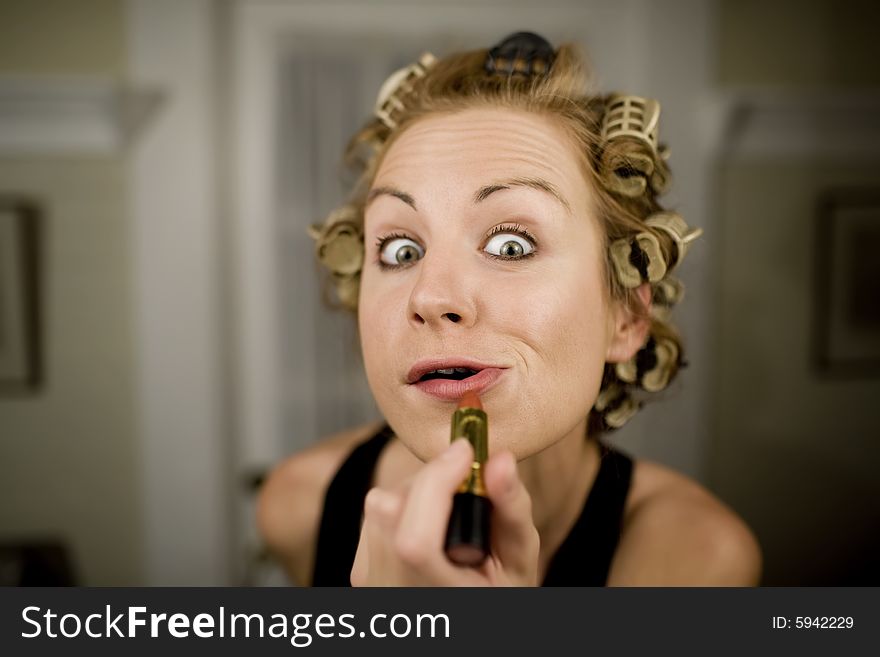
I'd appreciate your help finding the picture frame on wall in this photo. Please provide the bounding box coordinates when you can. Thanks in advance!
[0,196,43,392]
[814,190,880,377]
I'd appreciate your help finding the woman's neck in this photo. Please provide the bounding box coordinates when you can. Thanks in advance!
[516,419,601,575]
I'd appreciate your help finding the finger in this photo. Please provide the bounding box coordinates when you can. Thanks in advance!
[483,450,540,582]
[393,438,474,572]
[350,523,369,586]
[364,486,405,531]
[351,487,404,586]
[366,487,408,585]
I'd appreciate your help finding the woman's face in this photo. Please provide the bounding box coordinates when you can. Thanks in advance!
[359,107,628,461]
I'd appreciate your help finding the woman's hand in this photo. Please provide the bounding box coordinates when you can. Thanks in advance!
[350,439,540,586]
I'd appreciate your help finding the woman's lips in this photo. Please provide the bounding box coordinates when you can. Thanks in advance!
[410,367,506,401]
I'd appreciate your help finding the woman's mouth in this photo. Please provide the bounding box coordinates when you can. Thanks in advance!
[418,367,480,381]
[407,365,506,401]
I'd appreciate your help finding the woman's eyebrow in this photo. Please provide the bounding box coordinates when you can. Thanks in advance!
[366,186,417,211]
[366,176,571,214]
[475,177,572,214]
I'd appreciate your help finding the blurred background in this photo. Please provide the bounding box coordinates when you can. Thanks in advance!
[1,0,878,586]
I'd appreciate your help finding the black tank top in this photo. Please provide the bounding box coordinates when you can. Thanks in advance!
[312,424,633,586]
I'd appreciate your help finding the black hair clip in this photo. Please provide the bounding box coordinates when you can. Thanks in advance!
[484,32,555,77]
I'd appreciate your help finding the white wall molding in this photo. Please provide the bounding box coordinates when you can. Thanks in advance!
[127,0,229,585]
[0,75,162,155]
[608,0,718,479]
[708,89,880,160]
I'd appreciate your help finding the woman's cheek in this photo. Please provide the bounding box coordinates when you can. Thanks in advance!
[358,293,385,384]
[527,274,608,397]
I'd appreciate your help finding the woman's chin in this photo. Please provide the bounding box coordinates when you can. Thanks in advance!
[389,415,534,464]
[386,416,451,463]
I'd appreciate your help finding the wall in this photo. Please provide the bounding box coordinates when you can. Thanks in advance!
[710,0,880,584]
[0,0,142,584]
[718,0,880,88]
[0,0,125,75]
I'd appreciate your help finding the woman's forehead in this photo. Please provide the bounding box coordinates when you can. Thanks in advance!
[372,108,590,209]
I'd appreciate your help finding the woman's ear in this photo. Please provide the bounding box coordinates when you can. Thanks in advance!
[605,283,652,363]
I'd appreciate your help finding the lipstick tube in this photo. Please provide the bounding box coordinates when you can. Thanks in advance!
[444,392,492,566]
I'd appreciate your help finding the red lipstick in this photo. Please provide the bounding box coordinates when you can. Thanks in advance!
[458,390,482,411]
[444,391,492,567]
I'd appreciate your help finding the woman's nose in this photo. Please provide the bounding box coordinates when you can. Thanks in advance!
[406,251,476,329]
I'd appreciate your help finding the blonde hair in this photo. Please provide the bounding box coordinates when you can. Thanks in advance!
[311,41,697,434]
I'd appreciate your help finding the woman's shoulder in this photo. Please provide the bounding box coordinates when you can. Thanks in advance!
[256,420,387,586]
[608,455,763,586]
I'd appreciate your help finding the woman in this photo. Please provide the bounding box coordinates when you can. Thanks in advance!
[257,33,761,586]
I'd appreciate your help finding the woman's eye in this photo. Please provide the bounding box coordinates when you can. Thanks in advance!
[379,237,424,267]
[484,232,535,259]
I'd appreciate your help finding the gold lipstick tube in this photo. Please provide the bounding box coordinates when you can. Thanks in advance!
[444,394,492,566]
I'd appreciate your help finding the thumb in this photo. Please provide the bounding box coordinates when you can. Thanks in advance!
[483,451,540,583]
